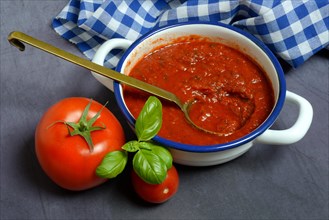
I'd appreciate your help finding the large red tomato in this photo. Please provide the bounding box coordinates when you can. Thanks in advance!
[131,166,179,203]
[35,97,125,191]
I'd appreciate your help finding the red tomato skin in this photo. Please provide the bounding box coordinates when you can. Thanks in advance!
[35,97,125,191]
[131,166,179,203]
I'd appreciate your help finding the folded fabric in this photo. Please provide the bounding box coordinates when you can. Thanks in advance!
[53,0,329,68]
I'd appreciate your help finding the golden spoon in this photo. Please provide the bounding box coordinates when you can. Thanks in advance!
[8,31,226,136]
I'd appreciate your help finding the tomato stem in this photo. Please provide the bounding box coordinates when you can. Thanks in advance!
[78,121,88,132]
[49,99,107,152]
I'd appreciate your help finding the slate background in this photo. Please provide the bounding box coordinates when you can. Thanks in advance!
[1,1,328,219]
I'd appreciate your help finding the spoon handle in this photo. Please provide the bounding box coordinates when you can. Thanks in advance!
[8,31,181,106]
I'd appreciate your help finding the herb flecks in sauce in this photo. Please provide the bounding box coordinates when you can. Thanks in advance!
[124,37,274,145]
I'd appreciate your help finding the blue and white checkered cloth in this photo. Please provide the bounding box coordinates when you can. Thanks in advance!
[53,0,329,68]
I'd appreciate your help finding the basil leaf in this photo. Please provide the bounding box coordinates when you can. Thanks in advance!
[149,143,173,169]
[133,148,167,184]
[135,96,162,142]
[122,141,152,152]
[96,151,128,179]
[122,140,140,152]
[138,141,152,151]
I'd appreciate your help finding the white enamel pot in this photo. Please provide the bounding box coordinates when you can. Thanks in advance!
[92,21,313,166]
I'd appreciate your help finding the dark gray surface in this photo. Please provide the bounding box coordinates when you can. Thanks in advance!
[1,1,328,220]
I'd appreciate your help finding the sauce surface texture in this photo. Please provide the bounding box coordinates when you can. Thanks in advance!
[123,37,274,145]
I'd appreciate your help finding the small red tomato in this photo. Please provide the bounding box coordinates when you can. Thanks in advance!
[131,166,179,203]
[35,97,125,191]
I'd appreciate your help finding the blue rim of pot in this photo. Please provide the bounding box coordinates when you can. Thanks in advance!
[114,21,286,153]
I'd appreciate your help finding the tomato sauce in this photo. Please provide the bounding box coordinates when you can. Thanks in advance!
[123,36,274,145]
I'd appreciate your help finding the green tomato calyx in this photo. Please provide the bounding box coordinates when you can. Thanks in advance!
[49,99,107,152]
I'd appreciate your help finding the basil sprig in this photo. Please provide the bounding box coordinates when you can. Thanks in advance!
[96,96,173,184]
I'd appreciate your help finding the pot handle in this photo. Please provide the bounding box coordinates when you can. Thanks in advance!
[92,38,133,91]
[256,91,313,145]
